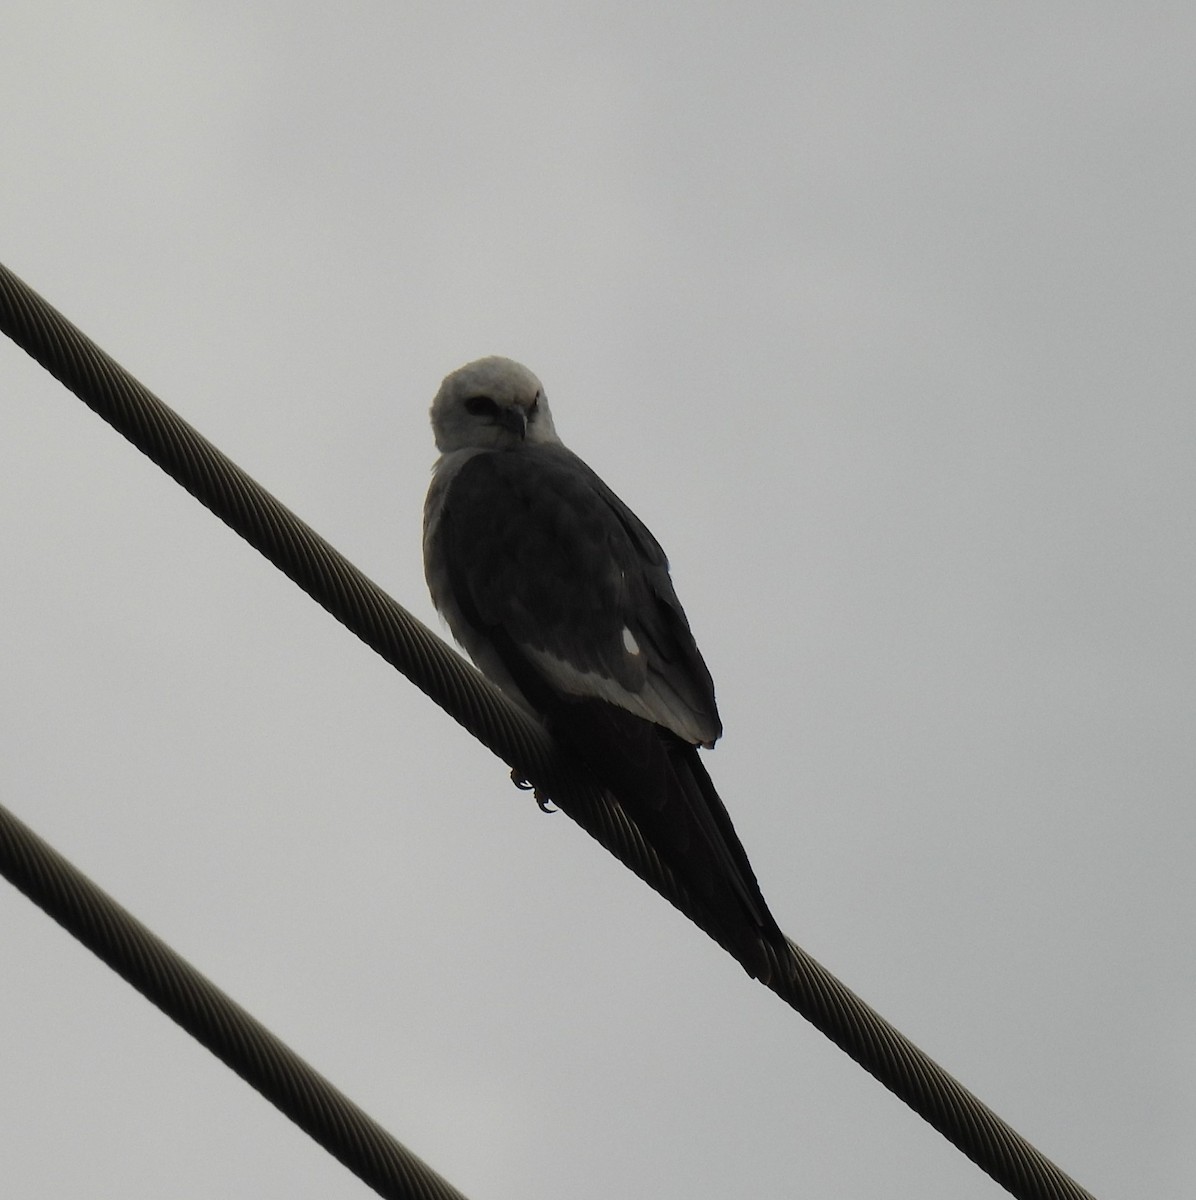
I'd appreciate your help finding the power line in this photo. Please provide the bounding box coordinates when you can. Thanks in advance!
[0,260,1098,1200]
[0,801,470,1200]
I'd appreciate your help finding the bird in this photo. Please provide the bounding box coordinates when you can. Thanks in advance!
[422,356,785,976]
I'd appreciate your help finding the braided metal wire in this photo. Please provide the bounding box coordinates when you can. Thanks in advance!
[0,260,1098,1200]
[0,801,470,1200]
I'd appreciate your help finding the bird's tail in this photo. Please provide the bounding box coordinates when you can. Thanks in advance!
[666,742,788,977]
[546,697,787,979]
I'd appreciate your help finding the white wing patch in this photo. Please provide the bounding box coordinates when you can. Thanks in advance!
[522,644,717,747]
[622,627,641,656]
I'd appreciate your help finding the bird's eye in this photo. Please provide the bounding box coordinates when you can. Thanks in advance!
[529,392,541,414]
[464,395,498,417]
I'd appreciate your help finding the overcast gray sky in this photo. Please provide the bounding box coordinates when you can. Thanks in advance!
[2,4,1193,1198]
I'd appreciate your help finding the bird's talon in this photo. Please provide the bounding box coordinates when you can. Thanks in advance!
[508,769,555,811]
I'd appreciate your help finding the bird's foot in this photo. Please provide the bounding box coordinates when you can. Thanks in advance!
[510,769,556,813]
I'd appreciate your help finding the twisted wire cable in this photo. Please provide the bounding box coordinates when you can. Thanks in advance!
[0,802,469,1200]
[0,260,1097,1200]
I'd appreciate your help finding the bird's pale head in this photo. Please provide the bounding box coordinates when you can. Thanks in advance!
[430,356,560,453]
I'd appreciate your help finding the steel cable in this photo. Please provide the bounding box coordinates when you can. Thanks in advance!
[0,801,470,1200]
[0,260,1097,1200]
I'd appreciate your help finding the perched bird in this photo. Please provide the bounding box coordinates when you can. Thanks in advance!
[423,356,784,975]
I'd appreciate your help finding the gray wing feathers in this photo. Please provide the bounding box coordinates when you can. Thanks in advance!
[426,446,721,747]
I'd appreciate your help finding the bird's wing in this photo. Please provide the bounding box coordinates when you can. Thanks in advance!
[430,444,721,747]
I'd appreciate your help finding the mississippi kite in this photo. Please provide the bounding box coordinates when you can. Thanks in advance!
[423,356,784,974]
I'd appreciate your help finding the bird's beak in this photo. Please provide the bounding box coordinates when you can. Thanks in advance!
[496,407,528,440]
